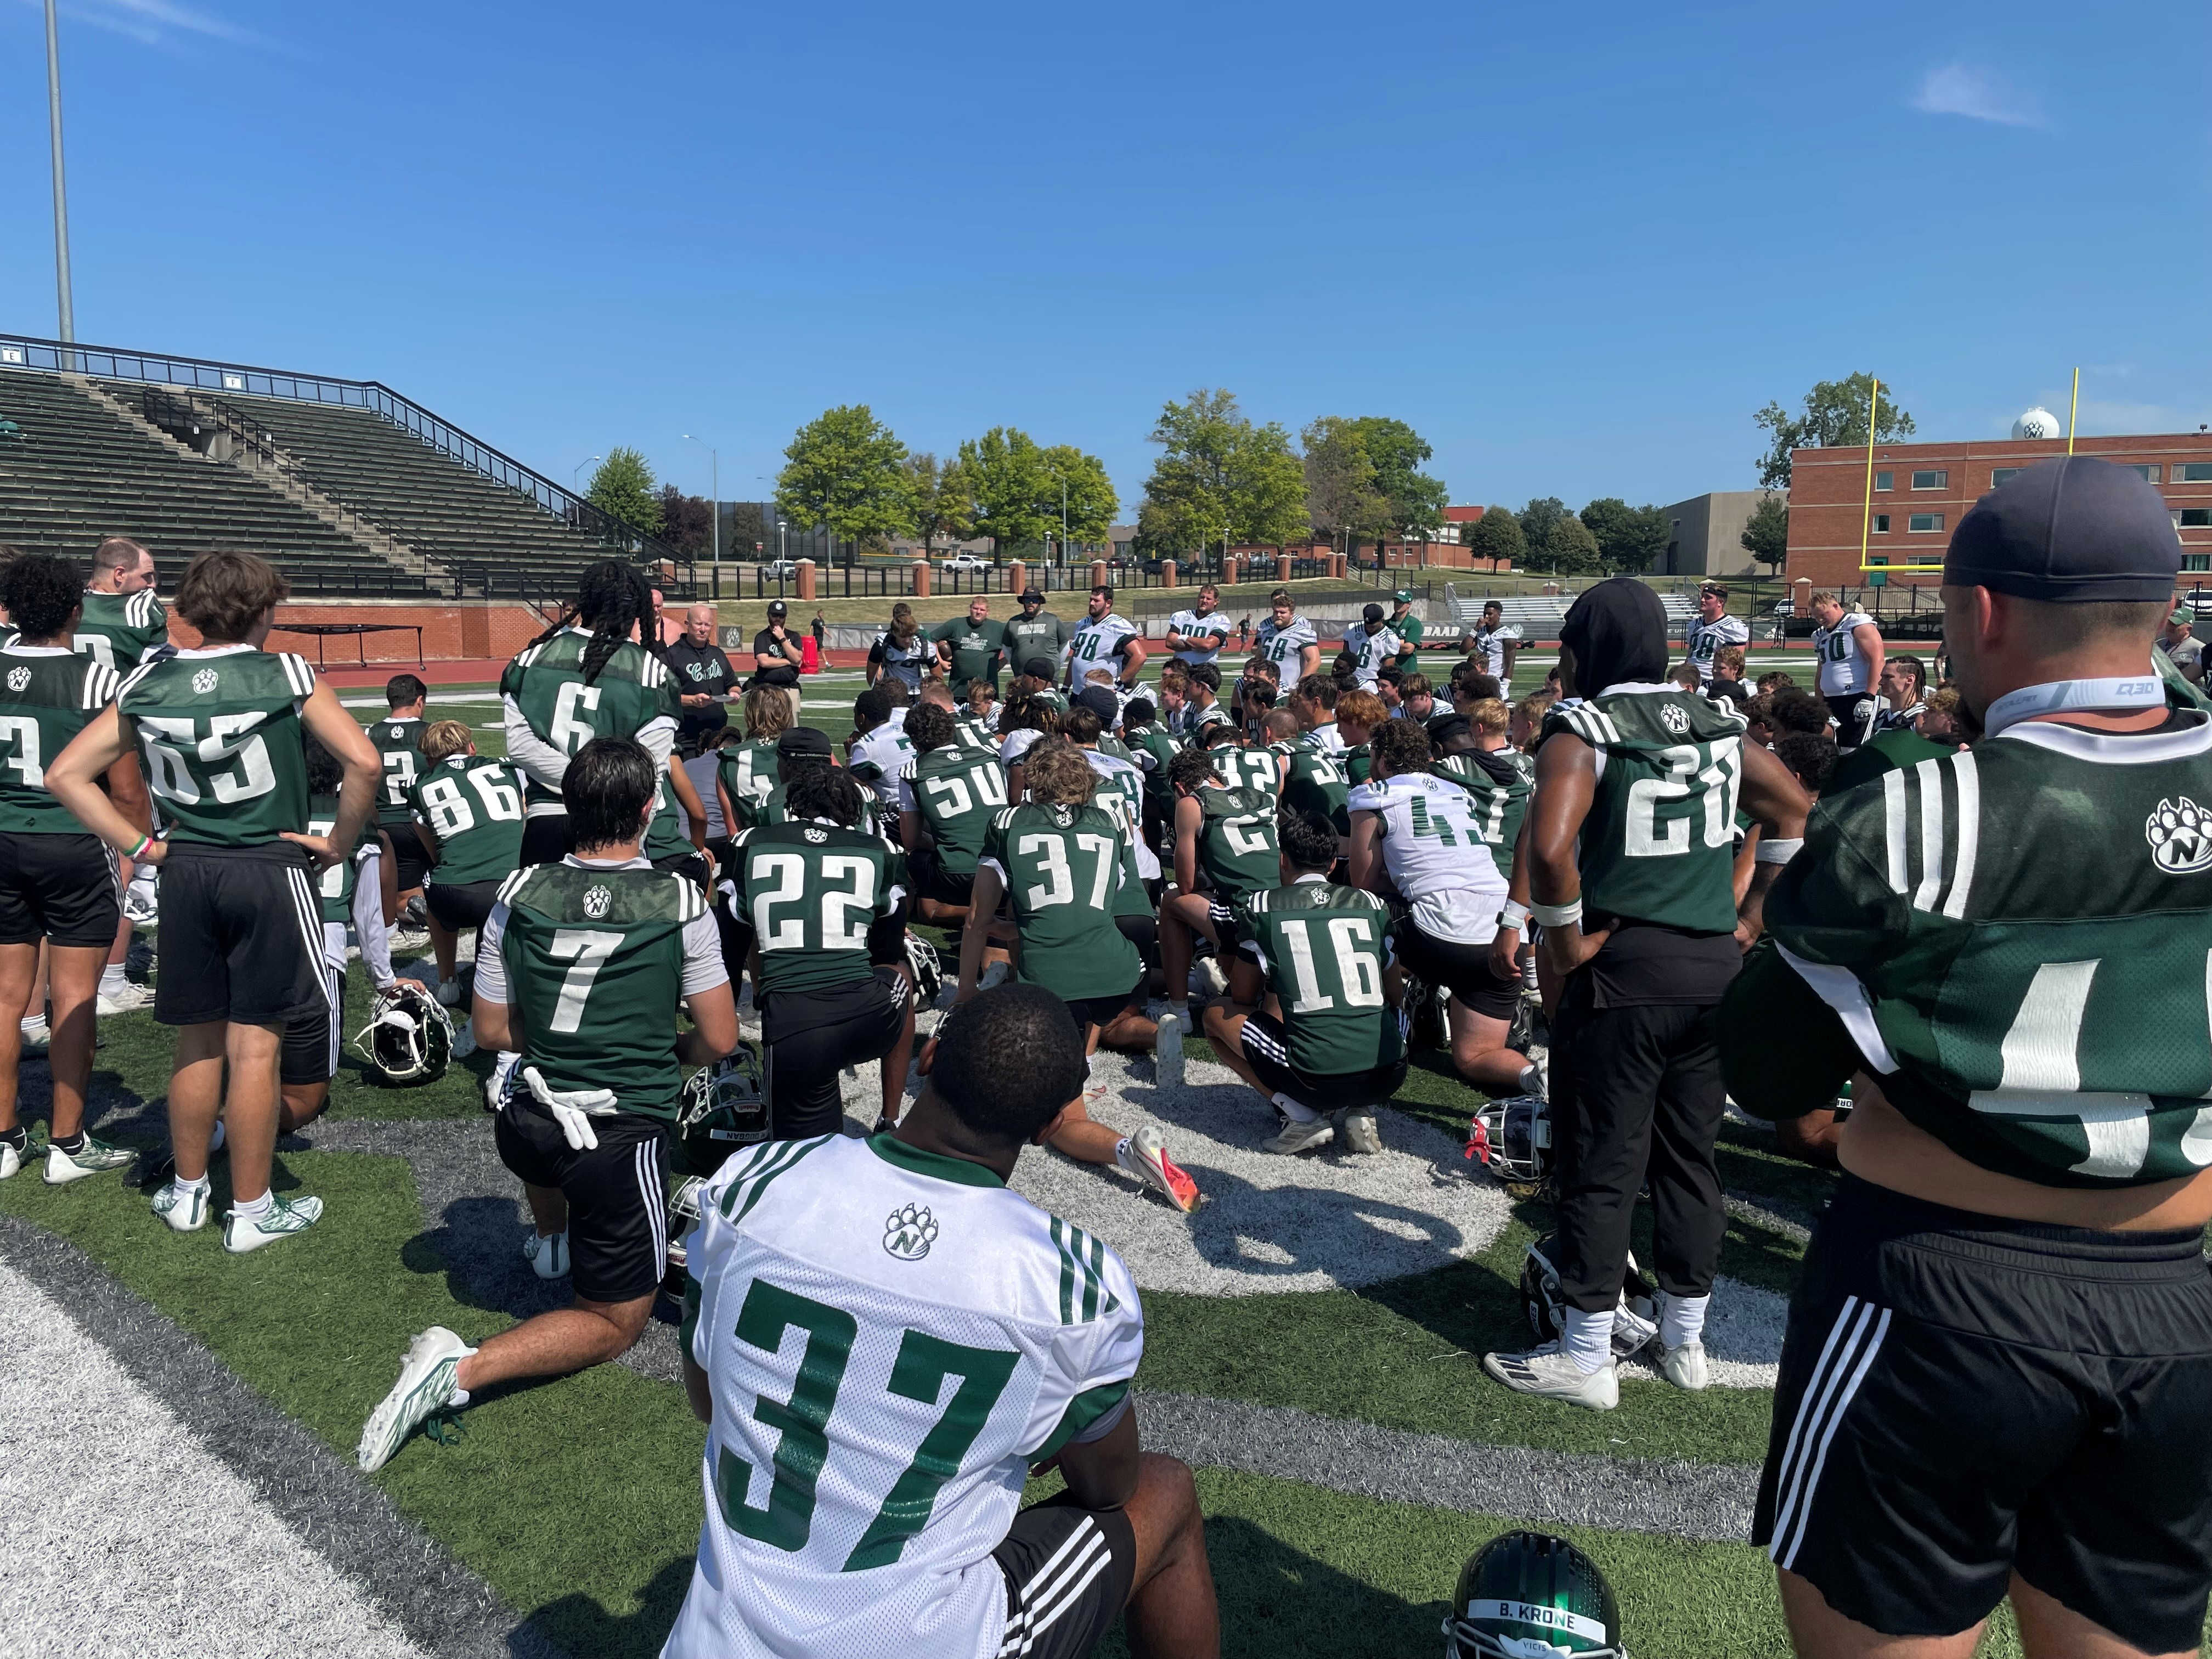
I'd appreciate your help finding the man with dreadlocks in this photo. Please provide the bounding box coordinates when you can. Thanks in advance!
[501,561,683,868]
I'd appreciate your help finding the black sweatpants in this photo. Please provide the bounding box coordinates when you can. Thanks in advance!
[1547,976,1727,1313]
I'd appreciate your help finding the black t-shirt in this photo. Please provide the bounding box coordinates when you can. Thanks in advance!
[1707,676,1748,705]
[752,627,800,688]
[664,640,736,710]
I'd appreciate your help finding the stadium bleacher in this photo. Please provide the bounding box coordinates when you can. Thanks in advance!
[0,339,692,603]
[1444,588,1701,642]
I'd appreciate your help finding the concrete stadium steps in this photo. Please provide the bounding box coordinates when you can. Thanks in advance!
[0,370,429,594]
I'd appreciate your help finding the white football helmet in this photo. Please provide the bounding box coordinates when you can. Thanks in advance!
[1520,1232,1660,1362]
[351,983,454,1087]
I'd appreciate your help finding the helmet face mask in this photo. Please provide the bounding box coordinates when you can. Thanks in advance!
[351,983,453,1087]
[1444,1531,1625,1659]
[1471,1095,1551,1188]
[902,934,944,1009]
[676,1044,769,1177]
[1518,1233,1659,1362]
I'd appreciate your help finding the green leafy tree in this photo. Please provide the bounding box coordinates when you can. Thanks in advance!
[906,453,976,550]
[1347,416,1448,541]
[958,427,1055,555]
[1546,514,1602,576]
[1755,373,1916,488]
[1581,498,1671,574]
[1040,444,1118,548]
[774,405,917,550]
[1133,389,1307,559]
[1741,493,1791,572]
[586,448,664,539]
[1300,416,1389,552]
[1465,507,1526,569]
[1517,497,1570,565]
[656,485,713,555]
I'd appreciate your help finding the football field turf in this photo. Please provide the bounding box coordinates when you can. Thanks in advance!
[1,665,2081,1659]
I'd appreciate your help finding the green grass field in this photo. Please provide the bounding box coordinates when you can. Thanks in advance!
[2,667,2068,1659]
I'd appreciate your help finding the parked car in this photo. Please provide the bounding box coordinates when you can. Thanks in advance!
[939,552,992,574]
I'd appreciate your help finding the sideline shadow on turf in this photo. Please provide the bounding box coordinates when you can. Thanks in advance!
[527,1554,696,1659]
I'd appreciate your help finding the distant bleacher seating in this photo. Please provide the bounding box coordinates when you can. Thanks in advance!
[1444,590,1699,640]
[0,335,694,604]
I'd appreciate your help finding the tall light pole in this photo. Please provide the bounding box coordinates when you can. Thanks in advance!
[571,454,600,489]
[683,434,719,564]
[44,0,75,363]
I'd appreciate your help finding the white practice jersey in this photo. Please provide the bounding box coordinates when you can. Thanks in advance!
[668,1135,1142,1659]
[998,727,1044,771]
[1465,621,1521,684]
[1064,614,1137,684]
[1811,611,1877,696]
[1254,616,1317,676]
[1342,623,1403,690]
[1300,721,1348,757]
[1165,608,1230,667]
[849,721,918,812]
[1346,771,1506,944]
[874,633,932,695]
[1083,749,1161,879]
[1684,614,1750,682]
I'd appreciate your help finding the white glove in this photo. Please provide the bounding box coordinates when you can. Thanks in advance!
[522,1064,618,1152]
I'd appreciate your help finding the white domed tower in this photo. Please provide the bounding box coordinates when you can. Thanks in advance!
[2012,407,2063,440]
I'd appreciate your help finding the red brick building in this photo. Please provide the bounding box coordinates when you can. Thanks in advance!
[1785,433,2212,591]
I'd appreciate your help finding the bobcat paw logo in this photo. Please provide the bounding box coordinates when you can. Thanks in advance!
[582,885,612,919]
[191,668,219,695]
[804,827,828,844]
[883,1204,939,1261]
[1659,703,1691,734]
[4,668,28,693]
[2146,797,2212,876]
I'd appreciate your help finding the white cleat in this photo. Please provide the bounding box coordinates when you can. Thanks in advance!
[1658,1341,1709,1392]
[1265,1116,1335,1156]
[18,1018,49,1056]
[1189,958,1229,1000]
[96,982,156,1017]
[0,1138,22,1180]
[522,1229,569,1280]
[357,1327,475,1474]
[222,1193,324,1254]
[44,1135,136,1184]
[1333,1107,1383,1154]
[1116,1125,1200,1212]
[152,1179,211,1232]
[433,975,466,1008]
[975,961,1011,993]
[1482,1341,1620,1410]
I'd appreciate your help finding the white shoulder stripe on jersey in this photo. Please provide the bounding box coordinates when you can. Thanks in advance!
[1942,750,1979,919]
[1910,757,1945,912]
[1774,941,1899,1074]
[494,867,534,906]
[115,658,162,701]
[1880,770,1909,894]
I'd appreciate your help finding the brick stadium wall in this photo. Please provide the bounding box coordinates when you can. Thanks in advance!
[163,601,549,662]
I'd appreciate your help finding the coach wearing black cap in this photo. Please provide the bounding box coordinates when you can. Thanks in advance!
[751,600,804,724]
[1003,587,1070,686]
[1723,458,2212,1659]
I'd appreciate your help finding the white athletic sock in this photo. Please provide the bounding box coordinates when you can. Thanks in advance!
[1517,1063,1542,1097]
[1560,1307,1613,1375]
[173,1173,211,1198]
[1659,1291,1710,1350]
[1271,1091,1320,1124]
[231,1190,273,1222]
[20,1014,47,1034]
[99,963,128,995]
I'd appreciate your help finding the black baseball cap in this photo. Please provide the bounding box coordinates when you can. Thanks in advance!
[1020,588,1045,603]
[1362,602,1385,624]
[1945,456,2183,603]
[1022,656,1056,680]
[776,726,831,759]
[1076,685,1121,723]
[766,599,788,617]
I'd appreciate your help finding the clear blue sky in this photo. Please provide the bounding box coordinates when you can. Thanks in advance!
[3,0,2205,521]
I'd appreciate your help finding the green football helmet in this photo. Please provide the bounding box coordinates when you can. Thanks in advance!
[675,1043,768,1177]
[1444,1531,1624,1658]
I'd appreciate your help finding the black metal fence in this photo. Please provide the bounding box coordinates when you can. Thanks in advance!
[707,553,1406,606]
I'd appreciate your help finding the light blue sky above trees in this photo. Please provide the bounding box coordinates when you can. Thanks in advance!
[2,0,2202,518]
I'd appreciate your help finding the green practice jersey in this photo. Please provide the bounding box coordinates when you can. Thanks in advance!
[737,819,904,995]
[1125,721,1180,808]
[1240,881,1405,1076]
[904,743,1009,876]
[119,648,317,847]
[0,647,121,834]
[1281,746,1353,837]
[1344,743,1372,786]
[981,802,1142,1002]
[408,754,527,885]
[1395,612,1424,652]
[1433,747,1535,878]
[307,794,378,924]
[644,758,692,862]
[718,736,782,832]
[1005,613,1071,678]
[753,781,885,840]
[494,861,708,1119]
[1195,783,1279,902]
[369,715,425,827]
[955,713,998,753]
[1083,754,1154,918]
[1542,689,1746,933]
[928,617,1011,691]
[1825,727,1959,796]
[1765,706,2212,1188]
[500,629,681,811]
[73,587,167,672]
[1210,744,1281,804]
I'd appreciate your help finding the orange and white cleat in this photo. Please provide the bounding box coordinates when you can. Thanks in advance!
[1118,1125,1200,1213]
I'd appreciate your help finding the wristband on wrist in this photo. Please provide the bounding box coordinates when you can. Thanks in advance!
[1753,837,1804,865]
[1500,900,1531,932]
[1530,897,1583,929]
[126,834,153,861]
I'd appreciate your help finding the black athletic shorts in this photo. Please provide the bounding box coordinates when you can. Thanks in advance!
[868,896,911,969]
[1202,898,1263,962]
[1115,912,1158,967]
[0,830,120,947]
[493,1097,671,1304]
[426,879,502,934]
[385,827,430,894]
[520,813,572,867]
[908,843,977,909]
[760,968,910,1141]
[991,1493,1138,1659]
[155,843,326,1028]
[280,921,346,1087]
[1754,1175,2212,1654]
[1235,1008,1407,1114]
[1394,919,1518,1022]
[652,850,710,889]
[1065,984,1142,1034]
[1825,692,1880,751]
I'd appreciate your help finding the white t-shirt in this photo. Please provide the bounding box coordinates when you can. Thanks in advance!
[1254,615,1317,676]
[666,1133,1142,1659]
[1166,608,1230,667]
[1343,623,1403,690]
[848,721,918,812]
[1064,613,1137,684]
[1684,614,1750,682]
[1301,721,1347,757]
[1466,621,1521,684]
[1345,771,1506,943]
[1812,611,1878,696]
